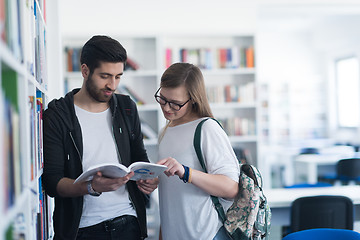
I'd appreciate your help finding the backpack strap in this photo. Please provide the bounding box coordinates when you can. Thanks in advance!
[193,118,227,223]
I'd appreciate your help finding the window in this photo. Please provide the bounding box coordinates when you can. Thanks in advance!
[335,57,360,128]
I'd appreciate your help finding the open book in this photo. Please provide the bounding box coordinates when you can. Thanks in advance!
[74,162,167,183]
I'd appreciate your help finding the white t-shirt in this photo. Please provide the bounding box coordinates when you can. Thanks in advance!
[74,105,136,228]
[158,118,240,240]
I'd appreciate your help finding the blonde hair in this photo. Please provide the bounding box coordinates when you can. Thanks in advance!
[158,63,213,141]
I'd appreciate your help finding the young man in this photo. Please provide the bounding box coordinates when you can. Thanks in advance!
[42,35,158,240]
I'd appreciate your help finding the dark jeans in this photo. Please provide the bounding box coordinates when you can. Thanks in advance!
[76,215,141,240]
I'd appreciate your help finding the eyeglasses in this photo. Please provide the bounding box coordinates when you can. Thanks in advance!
[154,88,191,111]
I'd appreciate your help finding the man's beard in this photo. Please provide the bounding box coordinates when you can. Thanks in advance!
[85,74,114,103]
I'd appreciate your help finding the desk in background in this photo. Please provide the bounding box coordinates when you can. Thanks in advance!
[266,185,360,226]
[294,146,356,184]
[295,154,344,184]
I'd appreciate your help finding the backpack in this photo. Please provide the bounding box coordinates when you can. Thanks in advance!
[194,118,271,240]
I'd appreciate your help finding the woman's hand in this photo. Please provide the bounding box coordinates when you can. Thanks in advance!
[157,157,185,179]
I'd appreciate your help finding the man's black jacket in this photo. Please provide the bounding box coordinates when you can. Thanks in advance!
[42,88,149,240]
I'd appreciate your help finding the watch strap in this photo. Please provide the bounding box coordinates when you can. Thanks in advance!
[87,181,102,196]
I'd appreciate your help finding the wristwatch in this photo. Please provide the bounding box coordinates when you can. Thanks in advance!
[87,181,102,196]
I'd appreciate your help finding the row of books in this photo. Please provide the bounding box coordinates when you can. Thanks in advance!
[165,46,255,69]
[37,177,53,240]
[65,47,140,72]
[206,82,256,104]
[5,178,53,240]
[218,117,256,137]
[0,70,44,213]
[1,69,22,212]
[29,91,45,181]
[0,0,47,85]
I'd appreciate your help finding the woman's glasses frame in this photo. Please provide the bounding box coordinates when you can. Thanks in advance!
[154,88,191,111]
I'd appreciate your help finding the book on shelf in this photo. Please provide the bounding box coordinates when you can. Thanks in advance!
[6,212,27,240]
[36,91,44,170]
[118,85,145,105]
[246,46,254,68]
[165,48,172,68]
[1,69,23,209]
[23,0,35,76]
[3,99,16,209]
[74,162,168,183]
[180,48,188,63]
[187,49,200,66]
[3,0,23,61]
[29,96,36,181]
[66,48,73,72]
[0,0,6,42]
[65,47,81,72]
[125,57,140,71]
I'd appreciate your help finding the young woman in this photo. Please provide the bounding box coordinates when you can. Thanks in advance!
[156,63,240,240]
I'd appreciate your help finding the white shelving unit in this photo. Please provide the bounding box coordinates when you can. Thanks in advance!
[161,35,258,164]
[63,34,259,165]
[0,0,54,239]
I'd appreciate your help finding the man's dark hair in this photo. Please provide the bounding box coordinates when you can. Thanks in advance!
[80,35,127,74]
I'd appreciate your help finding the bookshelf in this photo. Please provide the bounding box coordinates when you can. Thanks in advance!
[259,77,327,146]
[0,0,54,239]
[63,34,259,165]
[162,35,258,164]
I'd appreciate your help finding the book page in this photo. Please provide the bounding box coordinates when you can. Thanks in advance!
[74,162,167,183]
[74,163,129,183]
[129,162,168,181]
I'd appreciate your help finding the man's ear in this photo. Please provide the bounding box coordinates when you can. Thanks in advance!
[81,64,89,78]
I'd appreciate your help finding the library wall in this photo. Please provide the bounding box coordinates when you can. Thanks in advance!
[57,0,257,37]
[257,29,327,144]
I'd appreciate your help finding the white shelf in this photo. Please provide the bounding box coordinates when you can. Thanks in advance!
[0,41,25,74]
[210,102,257,109]
[202,68,256,76]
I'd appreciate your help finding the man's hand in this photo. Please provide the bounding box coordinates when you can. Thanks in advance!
[136,178,159,194]
[91,171,135,193]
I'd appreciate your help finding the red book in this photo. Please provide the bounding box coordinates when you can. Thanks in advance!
[218,48,227,68]
[165,48,172,68]
[0,0,6,42]
[126,57,139,70]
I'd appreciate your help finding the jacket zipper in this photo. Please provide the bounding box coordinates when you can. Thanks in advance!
[69,131,82,239]
[69,131,82,161]
[111,109,141,235]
